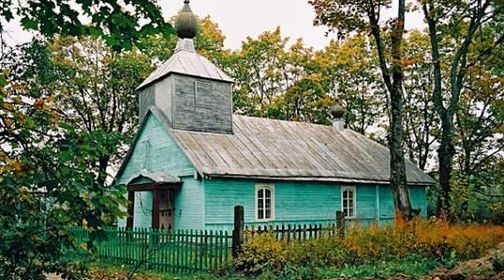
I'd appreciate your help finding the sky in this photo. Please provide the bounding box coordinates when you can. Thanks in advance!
[162,0,427,50]
[2,0,427,50]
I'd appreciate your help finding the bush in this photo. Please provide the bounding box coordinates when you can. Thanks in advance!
[234,218,504,277]
[491,252,504,273]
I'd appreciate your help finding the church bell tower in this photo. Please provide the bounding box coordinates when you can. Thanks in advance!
[136,0,234,134]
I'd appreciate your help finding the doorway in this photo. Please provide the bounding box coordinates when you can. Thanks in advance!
[158,189,175,230]
[127,182,181,230]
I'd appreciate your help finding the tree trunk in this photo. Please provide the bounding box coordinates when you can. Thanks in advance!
[423,0,490,219]
[437,119,456,215]
[368,0,413,219]
[389,0,413,220]
[97,156,110,187]
[390,82,412,219]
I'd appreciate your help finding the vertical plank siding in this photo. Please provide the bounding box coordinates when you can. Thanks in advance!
[70,227,232,273]
[172,75,234,134]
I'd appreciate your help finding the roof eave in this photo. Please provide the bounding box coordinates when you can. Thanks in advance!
[136,71,234,91]
[203,173,435,186]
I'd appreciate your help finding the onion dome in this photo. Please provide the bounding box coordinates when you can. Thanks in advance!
[330,104,345,119]
[175,0,198,39]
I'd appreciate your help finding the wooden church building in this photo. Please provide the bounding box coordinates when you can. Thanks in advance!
[116,0,434,231]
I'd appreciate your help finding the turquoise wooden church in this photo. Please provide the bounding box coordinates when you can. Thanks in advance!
[116,0,434,231]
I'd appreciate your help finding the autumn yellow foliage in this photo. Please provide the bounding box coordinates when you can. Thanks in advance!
[235,218,504,275]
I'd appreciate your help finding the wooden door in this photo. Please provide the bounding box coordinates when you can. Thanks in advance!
[158,190,174,230]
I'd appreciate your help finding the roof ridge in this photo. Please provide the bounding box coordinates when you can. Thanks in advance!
[233,114,337,130]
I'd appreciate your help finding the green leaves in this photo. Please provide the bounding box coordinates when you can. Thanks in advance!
[20,17,37,30]
[309,0,392,37]
[0,38,130,279]
[1,0,175,51]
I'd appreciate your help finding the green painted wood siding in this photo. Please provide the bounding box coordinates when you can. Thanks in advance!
[133,191,153,228]
[379,185,395,220]
[174,176,204,229]
[203,179,343,231]
[117,191,155,228]
[378,185,428,225]
[356,185,377,224]
[116,113,203,229]
[275,181,340,222]
[203,178,428,231]
[203,179,255,230]
[117,113,194,184]
[410,185,428,217]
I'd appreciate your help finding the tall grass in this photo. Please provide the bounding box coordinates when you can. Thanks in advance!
[234,217,504,276]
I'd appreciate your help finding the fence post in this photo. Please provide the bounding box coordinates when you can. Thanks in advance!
[232,205,244,258]
[336,210,345,238]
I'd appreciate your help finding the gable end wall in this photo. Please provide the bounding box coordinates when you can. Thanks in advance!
[116,113,203,229]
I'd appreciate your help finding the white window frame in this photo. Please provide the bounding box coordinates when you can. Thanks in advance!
[255,183,275,221]
[341,186,357,219]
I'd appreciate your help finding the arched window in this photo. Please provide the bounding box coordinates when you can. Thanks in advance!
[256,184,274,221]
[341,186,356,218]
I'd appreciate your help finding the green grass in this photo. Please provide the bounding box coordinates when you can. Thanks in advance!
[313,255,443,279]
[89,254,446,280]
[89,263,234,280]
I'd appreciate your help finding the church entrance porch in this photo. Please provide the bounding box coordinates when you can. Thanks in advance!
[126,182,181,229]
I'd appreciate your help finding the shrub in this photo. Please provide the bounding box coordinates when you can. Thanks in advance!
[234,234,287,275]
[234,218,504,277]
[414,218,504,260]
[491,252,504,273]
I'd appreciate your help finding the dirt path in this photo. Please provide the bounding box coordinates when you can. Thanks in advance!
[420,242,504,280]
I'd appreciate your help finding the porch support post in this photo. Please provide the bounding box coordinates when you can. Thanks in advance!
[126,191,135,229]
[152,189,160,229]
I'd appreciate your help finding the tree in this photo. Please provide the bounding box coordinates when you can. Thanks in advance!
[140,16,228,66]
[310,0,414,218]
[226,28,339,123]
[421,0,504,216]
[456,61,503,177]
[317,35,385,134]
[264,38,338,124]
[268,72,336,124]
[0,40,127,279]
[49,36,154,186]
[0,0,174,51]
[450,34,504,219]
[228,27,290,115]
[0,1,185,278]
[402,30,439,170]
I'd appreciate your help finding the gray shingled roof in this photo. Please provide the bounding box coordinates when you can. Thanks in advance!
[137,39,233,90]
[170,114,435,185]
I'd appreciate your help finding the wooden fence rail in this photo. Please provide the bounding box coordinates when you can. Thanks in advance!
[231,207,346,256]
[244,223,339,242]
[69,227,232,273]
[69,209,346,271]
